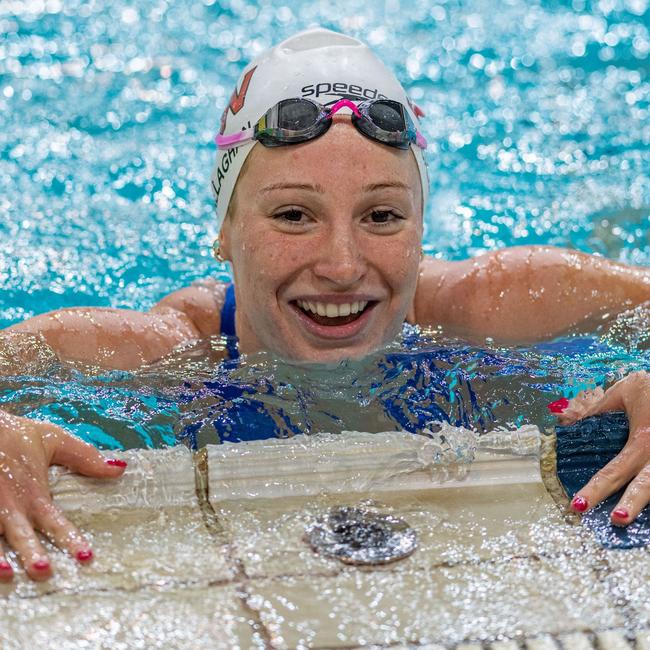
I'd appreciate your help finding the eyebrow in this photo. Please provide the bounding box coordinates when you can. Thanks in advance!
[259,182,326,194]
[362,181,411,193]
[259,181,411,194]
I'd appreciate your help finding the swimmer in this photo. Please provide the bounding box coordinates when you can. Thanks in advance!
[1,28,650,581]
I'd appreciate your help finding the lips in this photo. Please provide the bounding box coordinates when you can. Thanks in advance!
[296,299,369,318]
[290,299,378,340]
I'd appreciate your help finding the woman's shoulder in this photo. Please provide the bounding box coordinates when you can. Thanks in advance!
[411,257,457,326]
[150,278,230,338]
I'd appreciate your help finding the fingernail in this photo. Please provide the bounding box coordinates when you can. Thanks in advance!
[105,459,127,468]
[613,508,629,519]
[547,397,570,414]
[32,559,50,572]
[0,561,12,572]
[76,549,93,563]
[571,495,589,512]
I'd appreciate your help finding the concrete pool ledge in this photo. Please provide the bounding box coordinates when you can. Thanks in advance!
[205,427,543,501]
[49,445,197,511]
[44,427,544,509]
[0,427,647,648]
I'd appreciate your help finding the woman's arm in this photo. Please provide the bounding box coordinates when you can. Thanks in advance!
[413,246,650,343]
[0,279,226,581]
[2,279,226,371]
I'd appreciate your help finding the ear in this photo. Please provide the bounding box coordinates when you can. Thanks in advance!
[218,219,232,261]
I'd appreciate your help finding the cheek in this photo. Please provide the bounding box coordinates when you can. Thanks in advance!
[266,237,306,267]
[368,232,422,284]
[233,230,306,287]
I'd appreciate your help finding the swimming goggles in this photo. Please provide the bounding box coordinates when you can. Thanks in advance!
[215,98,427,151]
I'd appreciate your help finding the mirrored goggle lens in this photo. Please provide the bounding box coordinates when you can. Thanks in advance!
[366,101,406,132]
[276,99,320,131]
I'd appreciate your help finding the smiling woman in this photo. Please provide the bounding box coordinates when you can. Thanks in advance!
[2,27,650,582]
[210,28,427,362]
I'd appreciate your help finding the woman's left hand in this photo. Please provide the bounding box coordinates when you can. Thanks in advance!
[555,370,650,526]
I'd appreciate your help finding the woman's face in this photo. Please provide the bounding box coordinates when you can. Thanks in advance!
[220,117,423,363]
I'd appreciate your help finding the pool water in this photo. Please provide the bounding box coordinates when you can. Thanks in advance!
[0,0,649,448]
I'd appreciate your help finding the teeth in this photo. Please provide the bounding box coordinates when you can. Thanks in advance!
[296,300,369,318]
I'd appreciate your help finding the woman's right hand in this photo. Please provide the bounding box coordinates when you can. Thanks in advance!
[0,410,127,582]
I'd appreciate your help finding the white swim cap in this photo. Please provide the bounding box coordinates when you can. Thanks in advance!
[211,27,429,230]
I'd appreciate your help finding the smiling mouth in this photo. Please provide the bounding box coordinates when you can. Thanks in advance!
[292,299,376,326]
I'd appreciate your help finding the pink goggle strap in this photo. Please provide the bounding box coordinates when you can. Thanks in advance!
[326,98,363,118]
[215,128,254,149]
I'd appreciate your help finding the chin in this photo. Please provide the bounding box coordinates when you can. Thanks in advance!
[277,338,387,365]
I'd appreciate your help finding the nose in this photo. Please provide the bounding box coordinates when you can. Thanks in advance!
[312,219,368,288]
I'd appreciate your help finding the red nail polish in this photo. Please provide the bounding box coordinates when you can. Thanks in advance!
[106,459,127,468]
[76,549,93,562]
[613,508,629,519]
[547,397,570,414]
[0,561,12,572]
[33,559,50,572]
[571,495,589,512]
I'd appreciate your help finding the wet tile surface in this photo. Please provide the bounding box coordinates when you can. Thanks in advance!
[214,483,590,580]
[213,495,346,579]
[601,547,650,629]
[244,556,624,648]
[0,505,234,598]
[0,584,260,650]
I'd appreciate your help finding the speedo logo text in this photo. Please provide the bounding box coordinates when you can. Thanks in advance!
[301,82,388,101]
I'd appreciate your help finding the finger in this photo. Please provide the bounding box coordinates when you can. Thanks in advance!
[577,372,650,423]
[610,463,650,527]
[1,510,52,581]
[44,429,127,479]
[31,496,93,564]
[557,385,623,426]
[570,442,645,513]
[0,533,13,583]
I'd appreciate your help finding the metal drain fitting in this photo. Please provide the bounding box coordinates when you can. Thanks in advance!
[305,505,418,565]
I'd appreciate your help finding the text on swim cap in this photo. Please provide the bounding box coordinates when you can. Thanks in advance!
[213,120,253,202]
[212,145,242,201]
[301,82,389,101]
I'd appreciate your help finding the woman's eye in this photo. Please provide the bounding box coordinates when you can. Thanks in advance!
[369,210,402,224]
[276,209,305,223]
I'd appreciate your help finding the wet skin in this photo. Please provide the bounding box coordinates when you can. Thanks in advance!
[219,116,423,363]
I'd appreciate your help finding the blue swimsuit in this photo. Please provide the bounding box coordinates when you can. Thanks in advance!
[220,283,237,337]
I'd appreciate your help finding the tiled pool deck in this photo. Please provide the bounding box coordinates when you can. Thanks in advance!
[0,431,648,649]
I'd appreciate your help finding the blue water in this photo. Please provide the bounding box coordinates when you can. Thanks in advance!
[0,0,649,448]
